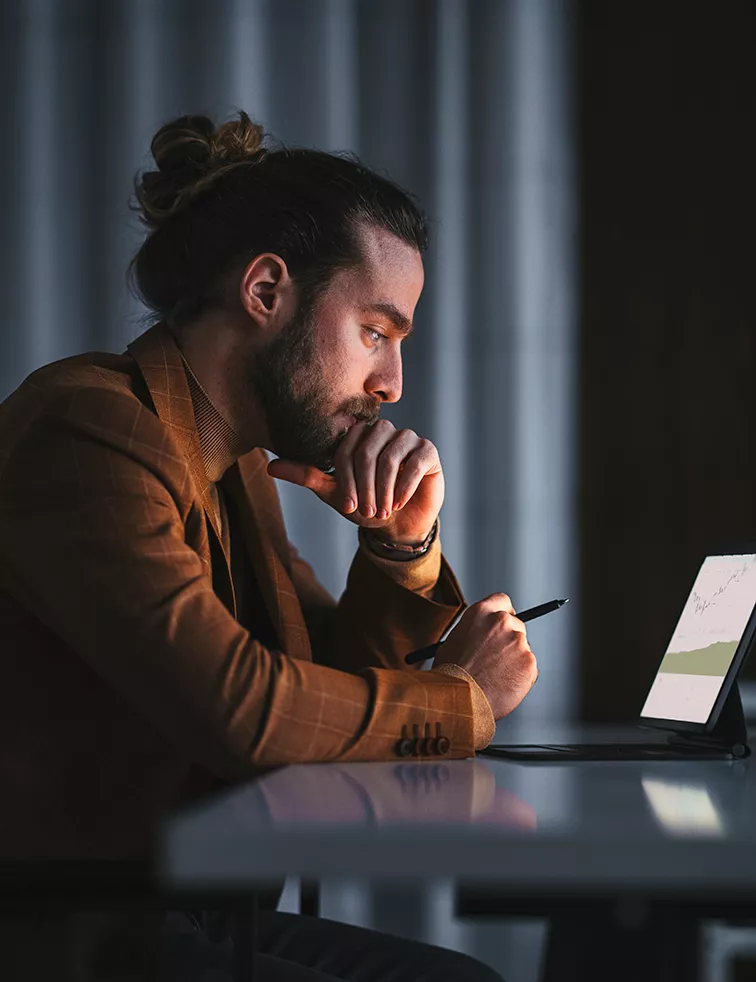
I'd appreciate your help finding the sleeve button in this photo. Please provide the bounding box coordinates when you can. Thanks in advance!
[419,723,434,756]
[411,723,422,756]
[395,725,415,757]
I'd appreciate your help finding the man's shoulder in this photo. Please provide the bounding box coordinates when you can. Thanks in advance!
[11,349,144,404]
[0,348,171,472]
[0,348,158,433]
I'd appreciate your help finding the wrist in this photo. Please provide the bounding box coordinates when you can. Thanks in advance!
[370,528,434,548]
[365,518,438,561]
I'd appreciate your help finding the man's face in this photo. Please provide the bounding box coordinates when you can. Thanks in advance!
[249,226,424,471]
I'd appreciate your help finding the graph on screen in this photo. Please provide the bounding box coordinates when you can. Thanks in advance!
[641,555,756,723]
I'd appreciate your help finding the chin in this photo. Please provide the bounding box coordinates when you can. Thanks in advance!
[282,444,336,473]
[270,417,341,472]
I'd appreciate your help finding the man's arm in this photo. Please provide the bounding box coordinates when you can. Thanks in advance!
[288,533,495,749]
[0,387,476,778]
[288,527,466,673]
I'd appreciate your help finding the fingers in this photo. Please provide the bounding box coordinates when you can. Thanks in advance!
[478,592,517,616]
[266,458,336,501]
[334,424,366,514]
[471,593,529,645]
[375,428,421,516]
[391,438,438,510]
[335,420,429,519]
[525,649,538,685]
[353,420,396,518]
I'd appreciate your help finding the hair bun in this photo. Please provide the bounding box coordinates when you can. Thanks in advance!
[133,110,266,229]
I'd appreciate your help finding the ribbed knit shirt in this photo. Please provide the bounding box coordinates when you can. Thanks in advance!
[179,354,496,751]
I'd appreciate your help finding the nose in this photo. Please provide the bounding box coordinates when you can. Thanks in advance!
[367,347,403,404]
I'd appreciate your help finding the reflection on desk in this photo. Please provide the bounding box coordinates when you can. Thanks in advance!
[641,776,725,837]
[252,761,536,829]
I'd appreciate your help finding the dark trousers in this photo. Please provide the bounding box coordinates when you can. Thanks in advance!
[159,909,505,982]
[0,906,504,981]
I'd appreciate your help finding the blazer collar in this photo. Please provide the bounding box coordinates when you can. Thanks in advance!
[126,320,212,499]
[126,321,312,662]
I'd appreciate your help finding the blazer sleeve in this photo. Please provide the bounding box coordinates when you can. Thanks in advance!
[0,386,476,779]
[288,530,467,674]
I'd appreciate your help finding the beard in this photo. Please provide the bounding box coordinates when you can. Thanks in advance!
[248,296,380,471]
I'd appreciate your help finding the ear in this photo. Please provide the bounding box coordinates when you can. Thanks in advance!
[239,253,294,325]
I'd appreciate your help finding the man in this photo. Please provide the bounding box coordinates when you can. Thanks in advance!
[0,112,537,980]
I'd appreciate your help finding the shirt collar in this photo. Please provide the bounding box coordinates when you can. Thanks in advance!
[179,351,250,483]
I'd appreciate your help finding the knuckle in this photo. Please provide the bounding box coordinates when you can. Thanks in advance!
[483,609,506,631]
[356,443,374,466]
[397,428,418,448]
[378,442,402,466]
[401,455,422,477]
[497,611,514,630]
[480,592,511,610]
[374,462,391,487]
[334,440,351,464]
[474,596,498,615]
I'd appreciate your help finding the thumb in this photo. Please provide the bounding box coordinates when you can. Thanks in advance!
[266,458,338,502]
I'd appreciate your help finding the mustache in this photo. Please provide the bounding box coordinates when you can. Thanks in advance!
[339,403,381,426]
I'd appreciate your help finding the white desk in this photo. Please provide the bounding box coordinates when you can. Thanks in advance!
[159,724,756,899]
[159,725,756,981]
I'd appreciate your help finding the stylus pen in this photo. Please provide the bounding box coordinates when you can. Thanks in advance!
[404,598,569,665]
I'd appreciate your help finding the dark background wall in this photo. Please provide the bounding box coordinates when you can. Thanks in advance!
[578,0,756,721]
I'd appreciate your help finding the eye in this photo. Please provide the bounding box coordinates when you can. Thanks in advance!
[363,327,386,346]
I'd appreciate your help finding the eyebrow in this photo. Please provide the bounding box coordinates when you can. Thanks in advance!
[360,301,413,337]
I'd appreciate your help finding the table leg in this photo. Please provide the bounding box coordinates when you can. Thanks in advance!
[300,880,320,918]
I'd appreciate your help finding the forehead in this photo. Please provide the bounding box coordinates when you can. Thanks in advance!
[328,224,424,310]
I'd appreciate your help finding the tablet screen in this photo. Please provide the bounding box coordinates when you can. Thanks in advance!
[641,554,756,723]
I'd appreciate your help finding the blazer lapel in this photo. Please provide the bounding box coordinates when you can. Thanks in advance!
[225,454,312,662]
[126,322,235,615]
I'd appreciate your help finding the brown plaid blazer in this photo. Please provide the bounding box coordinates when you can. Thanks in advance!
[0,322,474,860]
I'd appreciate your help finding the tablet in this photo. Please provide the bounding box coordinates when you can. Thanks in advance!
[481,551,756,760]
[640,552,756,735]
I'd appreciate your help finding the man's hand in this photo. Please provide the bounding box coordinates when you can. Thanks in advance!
[433,593,539,720]
[266,419,444,544]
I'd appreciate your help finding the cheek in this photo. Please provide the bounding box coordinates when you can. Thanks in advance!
[317,333,362,387]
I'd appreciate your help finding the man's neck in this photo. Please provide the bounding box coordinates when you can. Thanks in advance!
[170,316,270,457]
[178,351,251,483]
